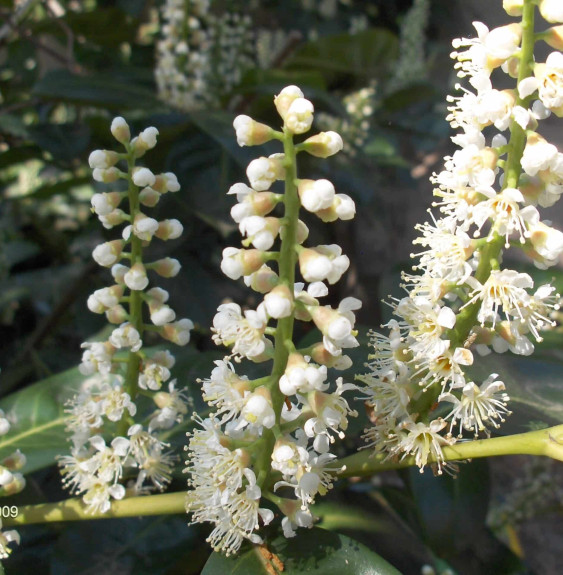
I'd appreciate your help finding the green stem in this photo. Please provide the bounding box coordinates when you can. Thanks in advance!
[336,424,563,478]
[117,148,144,436]
[411,2,538,419]
[255,129,300,487]
[8,424,563,527]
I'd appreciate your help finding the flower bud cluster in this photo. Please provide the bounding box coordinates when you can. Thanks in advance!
[357,2,563,474]
[155,0,253,111]
[185,85,360,554]
[60,118,193,513]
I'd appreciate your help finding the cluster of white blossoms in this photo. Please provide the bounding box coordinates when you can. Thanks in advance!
[185,85,360,555]
[59,117,193,513]
[0,410,25,558]
[357,0,563,473]
[155,0,253,111]
[317,85,377,156]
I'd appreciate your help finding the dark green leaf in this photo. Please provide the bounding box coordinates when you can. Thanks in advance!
[407,459,490,555]
[202,527,401,575]
[33,70,161,110]
[0,146,43,170]
[27,123,90,162]
[286,29,399,79]
[465,354,563,433]
[0,368,79,474]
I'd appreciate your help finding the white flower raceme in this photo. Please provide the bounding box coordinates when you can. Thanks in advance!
[63,118,192,512]
[189,86,359,549]
[358,8,563,475]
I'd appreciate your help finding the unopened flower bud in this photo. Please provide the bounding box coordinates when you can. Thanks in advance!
[241,388,275,428]
[99,209,129,229]
[301,131,343,158]
[233,115,274,146]
[106,304,128,324]
[111,116,131,144]
[110,322,142,351]
[221,247,266,280]
[155,219,183,240]
[93,167,121,183]
[134,126,159,153]
[316,194,356,222]
[132,213,159,241]
[298,179,335,212]
[309,343,352,369]
[246,155,285,191]
[150,303,176,326]
[240,216,281,251]
[111,263,128,284]
[160,318,194,345]
[152,257,181,278]
[91,191,122,216]
[139,187,161,207]
[88,150,120,170]
[545,26,563,51]
[2,450,26,471]
[243,264,279,293]
[152,172,180,193]
[0,472,25,496]
[299,245,350,284]
[502,0,522,16]
[280,219,309,244]
[540,0,563,24]
[132,167,156,188]
[285,98,314,134]
[124,262,149,291]
[92,240,123,267]
[264,284,293,318]
[274,85,304,120]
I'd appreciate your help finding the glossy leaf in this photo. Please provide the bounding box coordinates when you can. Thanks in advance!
[0,368,78,474]
[286,28,399,79]
[466,354,563,433]
[202,527,401,575]
[32,70,161,110]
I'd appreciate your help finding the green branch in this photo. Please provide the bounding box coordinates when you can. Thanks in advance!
[7,424,563,527]
[336,424,563,478]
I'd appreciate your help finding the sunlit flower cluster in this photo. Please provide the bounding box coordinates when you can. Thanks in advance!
[357,2,563,473]
[185,85,360,554]
[155,0,254,111]
[59,118,193,513]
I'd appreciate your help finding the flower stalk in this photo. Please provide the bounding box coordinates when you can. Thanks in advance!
[7,423,563,527]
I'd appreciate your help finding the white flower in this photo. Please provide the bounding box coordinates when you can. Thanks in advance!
[279,353,328,396]
[239,391,275,430]
[83,481,126,514]
[124,263,149,291]
[212,303,270,359]
[137,126,159,150]
[109,322,143,352]
[298,179,335,212]
[539,0,563,24]
[521,134,559,177]
[463,269,533,327]
[528,220,563,268]
[534,52,563,115]
[246,155,285,191]
[201,360,250,423]
[138,361,171,391]
[132,167,156,187]
[160,318,194,345]
[111,116,130,143]
[274,85,304,120]
[92,241,123,267]
[285,98,314,134]
[298,245,350,285]
[390,418,453,473]
[301,131,343,158]
[441,374,510,437]
[264,285,293,319]
[0,520,20,559]
[79,342,115,376]
[132,214,159,241]
[239,216,280,251]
